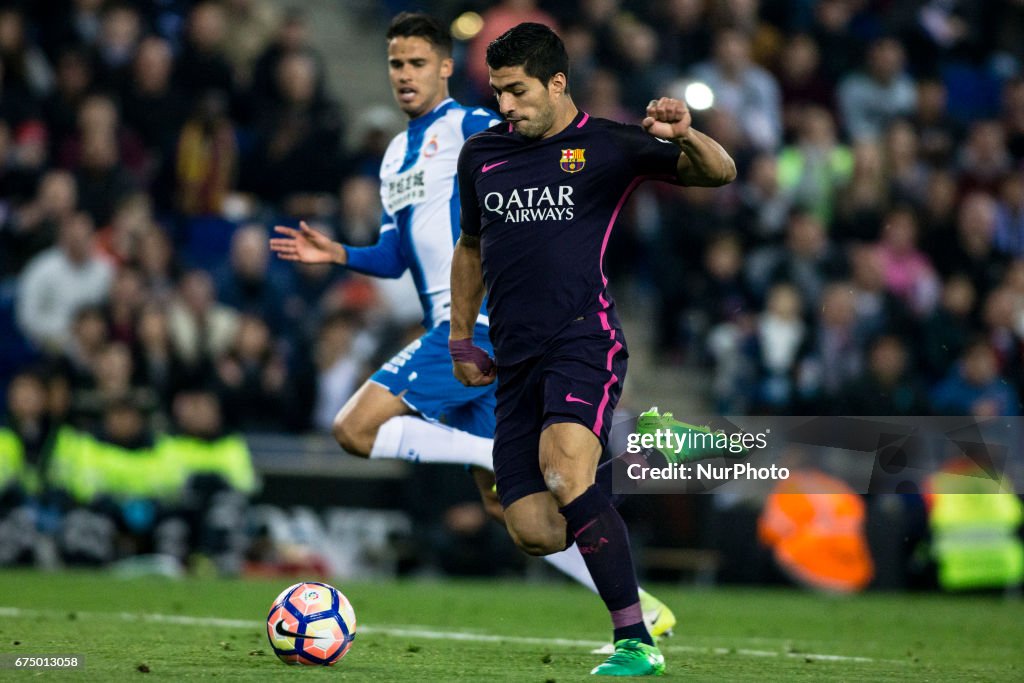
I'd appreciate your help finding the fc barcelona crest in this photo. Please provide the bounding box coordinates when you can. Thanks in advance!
[560,148,586,173]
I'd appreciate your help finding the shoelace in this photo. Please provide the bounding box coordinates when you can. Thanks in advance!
[605,640,646,665]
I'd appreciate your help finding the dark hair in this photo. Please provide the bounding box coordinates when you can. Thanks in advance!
[386,12,452,56]
[486,22,568,87]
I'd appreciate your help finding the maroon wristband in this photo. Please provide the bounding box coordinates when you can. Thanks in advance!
[449,338,495,376]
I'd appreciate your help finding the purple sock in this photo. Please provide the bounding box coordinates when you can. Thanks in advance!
[559,484,653,646]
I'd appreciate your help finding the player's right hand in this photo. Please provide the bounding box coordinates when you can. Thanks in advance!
[269,220,344,265]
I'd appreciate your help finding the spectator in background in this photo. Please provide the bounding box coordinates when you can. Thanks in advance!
[933,192,1010,300]
[246,52,343,210]
[608,17,665,112]
[742,282,806,414]
[15,212,112,352]
[687,232,754,336]
[0,7,53,98]
[931,340,1021,416]
[883,120,929,207]
[214,225,292,335]
[874,206,940,318]
[73,123,137,227]
[774,33,834,139]
[250,7,324,109]
[809,0,861,85]
[1,170,77,277]
[652,0,708,73]
[796,283,864,408]
[690,28,782,152]
[55,305,108,392]
[980,287,1024,382]
[103,266,145,346]
[911,78,961,168]
[847,244,914,343]
[95,193,153,267]
[994,173,1024,260]
[337,175,383,247]
[746,209,847,311]
[466,0,559,101]
[957,120,1013,196]
[832,335,929,416]
[221,0,279,89]
[174,2,235,103]
[1002,78,1024,163]
[132,303,190,415]
[135,226,178,304]
[58,94,148,184]
[37,0,105,58]
[922,274,978,382]
[833,140,888,243]
[578,68,630,124]
[121,36,187,206]
[214,314,288,432]
[838,36,916,142]
[69,341,158,431]
[282,221,347,337]
[736,153,791,245]
[776,106,852,225]
[310,310,367,434]
[40,47,93,162]
[94,3,142,92]
[174,90,237,216]
[919,169,960,259]
[167,269,239,370]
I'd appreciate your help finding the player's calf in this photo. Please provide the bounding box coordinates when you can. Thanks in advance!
[503,491,569,556]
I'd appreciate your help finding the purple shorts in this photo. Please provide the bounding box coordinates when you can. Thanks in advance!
[492,312,628,508]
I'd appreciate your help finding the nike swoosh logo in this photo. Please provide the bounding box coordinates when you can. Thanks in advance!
[565,393,593,406]
[274,619,329,640]
[481,160,508,173]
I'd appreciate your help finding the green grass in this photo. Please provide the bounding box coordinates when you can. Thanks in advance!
[0,570,1020,680]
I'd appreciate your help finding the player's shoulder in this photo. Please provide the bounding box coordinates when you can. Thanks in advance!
[583,115,645,138]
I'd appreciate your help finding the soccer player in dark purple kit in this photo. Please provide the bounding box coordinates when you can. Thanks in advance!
[449,23,736,676]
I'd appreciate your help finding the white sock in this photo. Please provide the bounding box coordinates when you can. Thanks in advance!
[543,544,598,593]
[369,416,493,470]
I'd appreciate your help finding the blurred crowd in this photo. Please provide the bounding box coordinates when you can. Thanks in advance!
[0,0,1023,571]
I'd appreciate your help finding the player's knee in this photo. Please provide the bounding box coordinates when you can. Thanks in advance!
[332,414,373,457]
[542,466,590,507]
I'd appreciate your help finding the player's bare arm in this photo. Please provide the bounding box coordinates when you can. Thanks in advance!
[643,97,737,187]
[449,231,495,386]
[270,220,348,265]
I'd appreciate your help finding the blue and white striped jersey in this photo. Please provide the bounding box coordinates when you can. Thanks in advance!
[346,98,500,329]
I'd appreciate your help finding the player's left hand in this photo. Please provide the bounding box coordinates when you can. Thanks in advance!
[449,338,496,387]
[643,97,692,141]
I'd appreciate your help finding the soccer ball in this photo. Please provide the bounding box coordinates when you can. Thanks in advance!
[265,581,356,665]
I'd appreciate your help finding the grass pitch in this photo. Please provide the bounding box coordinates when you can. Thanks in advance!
[0,570,1020,681]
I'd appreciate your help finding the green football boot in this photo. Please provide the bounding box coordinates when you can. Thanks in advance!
[635,407,743,464]
[590,639,665,676]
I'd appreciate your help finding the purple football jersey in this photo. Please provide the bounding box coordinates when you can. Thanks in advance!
[458,111,681,364]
